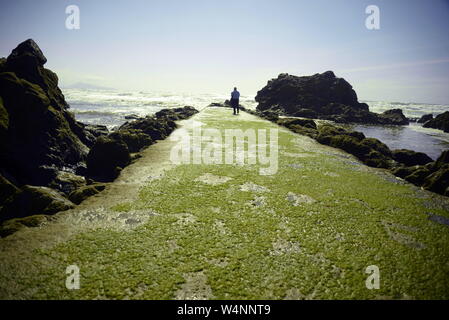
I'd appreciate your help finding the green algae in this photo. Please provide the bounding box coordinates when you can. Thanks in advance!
[0,107,448,299]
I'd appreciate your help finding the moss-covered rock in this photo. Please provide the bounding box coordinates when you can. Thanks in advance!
[68,184,106,205]
[155,106,199,121]
[422,164,449,194]
[0,40,93,189]
[423,111,449,132]
[277,117,317,130]
[119,116,176,141]
[48,171,86,195]
[87,136,130,182]
[435,150,449,168]
[392,149,433,166]
[404,167,432,185]
[0,185,74,223]
[363,150,390,168]
[361,138,392,158]
[109,129,153,153]
[391,166,418,179]
[288,125,318,139]
[0,214,49,238]
[259,110,279,122]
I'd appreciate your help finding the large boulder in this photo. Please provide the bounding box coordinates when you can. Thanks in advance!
[0,39,92,187]
[256,72,408,125]
[378,109,409,125]
[87,136,131,182]
[423,111,449,132]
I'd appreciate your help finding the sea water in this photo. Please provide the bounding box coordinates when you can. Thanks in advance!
[63,88,449,160]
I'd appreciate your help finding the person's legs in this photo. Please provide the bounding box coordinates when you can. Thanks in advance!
[231,99,237,114]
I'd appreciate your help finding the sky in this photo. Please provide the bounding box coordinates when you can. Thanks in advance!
[0,0,449,104]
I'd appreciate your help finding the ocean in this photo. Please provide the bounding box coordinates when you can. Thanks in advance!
[63,88,449,160]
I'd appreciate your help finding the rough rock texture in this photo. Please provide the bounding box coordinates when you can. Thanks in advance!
[423,111,449,132]
[0,40,201,233]
[0,39,91,187]
[68,184,106,205]
[392,149,433,166]
[0,185,74,222]
[255,72,409,125]
[87,136,131,182]
[155,106,198,121]
[418,114,433,124]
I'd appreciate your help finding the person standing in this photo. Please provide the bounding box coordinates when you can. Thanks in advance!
[231,87,240,115]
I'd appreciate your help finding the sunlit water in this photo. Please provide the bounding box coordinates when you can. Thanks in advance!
[63,88,449,159]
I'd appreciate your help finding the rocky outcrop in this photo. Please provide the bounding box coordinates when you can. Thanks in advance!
[423,111,449,132]
[85,106,199,181]
[418,114,433,124]
[0,185,75,222]
[255,72,409,125]
[68,184,106,205]
[0,39,92,188]
[391,149,433,166]
[155,106,198,121]
[0,39,200,233]
[87,136,131,182]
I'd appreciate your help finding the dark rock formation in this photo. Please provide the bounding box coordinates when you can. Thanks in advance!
[277,118,317,130]
[87,136,131,182]
[378,109,409,125]
[109,130,153,153]
[0,185,75,223]
[255,72,409,125]
[0,39,92,187]
[418,114,433,124]
[155,106,198,121]
[315,124,392,168]
[87,106,199,182]
[423,111,449,132]
[68,184,106,205]
[0,214,49,238]
[391,149,433,166]
[0,40,201,235]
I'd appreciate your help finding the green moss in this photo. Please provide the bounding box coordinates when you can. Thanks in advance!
[1,107,449,299]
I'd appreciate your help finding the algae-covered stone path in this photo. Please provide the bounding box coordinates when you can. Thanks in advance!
[1,107,449,299]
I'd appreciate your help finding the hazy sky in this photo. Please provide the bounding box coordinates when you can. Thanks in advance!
[1,0,449,103]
